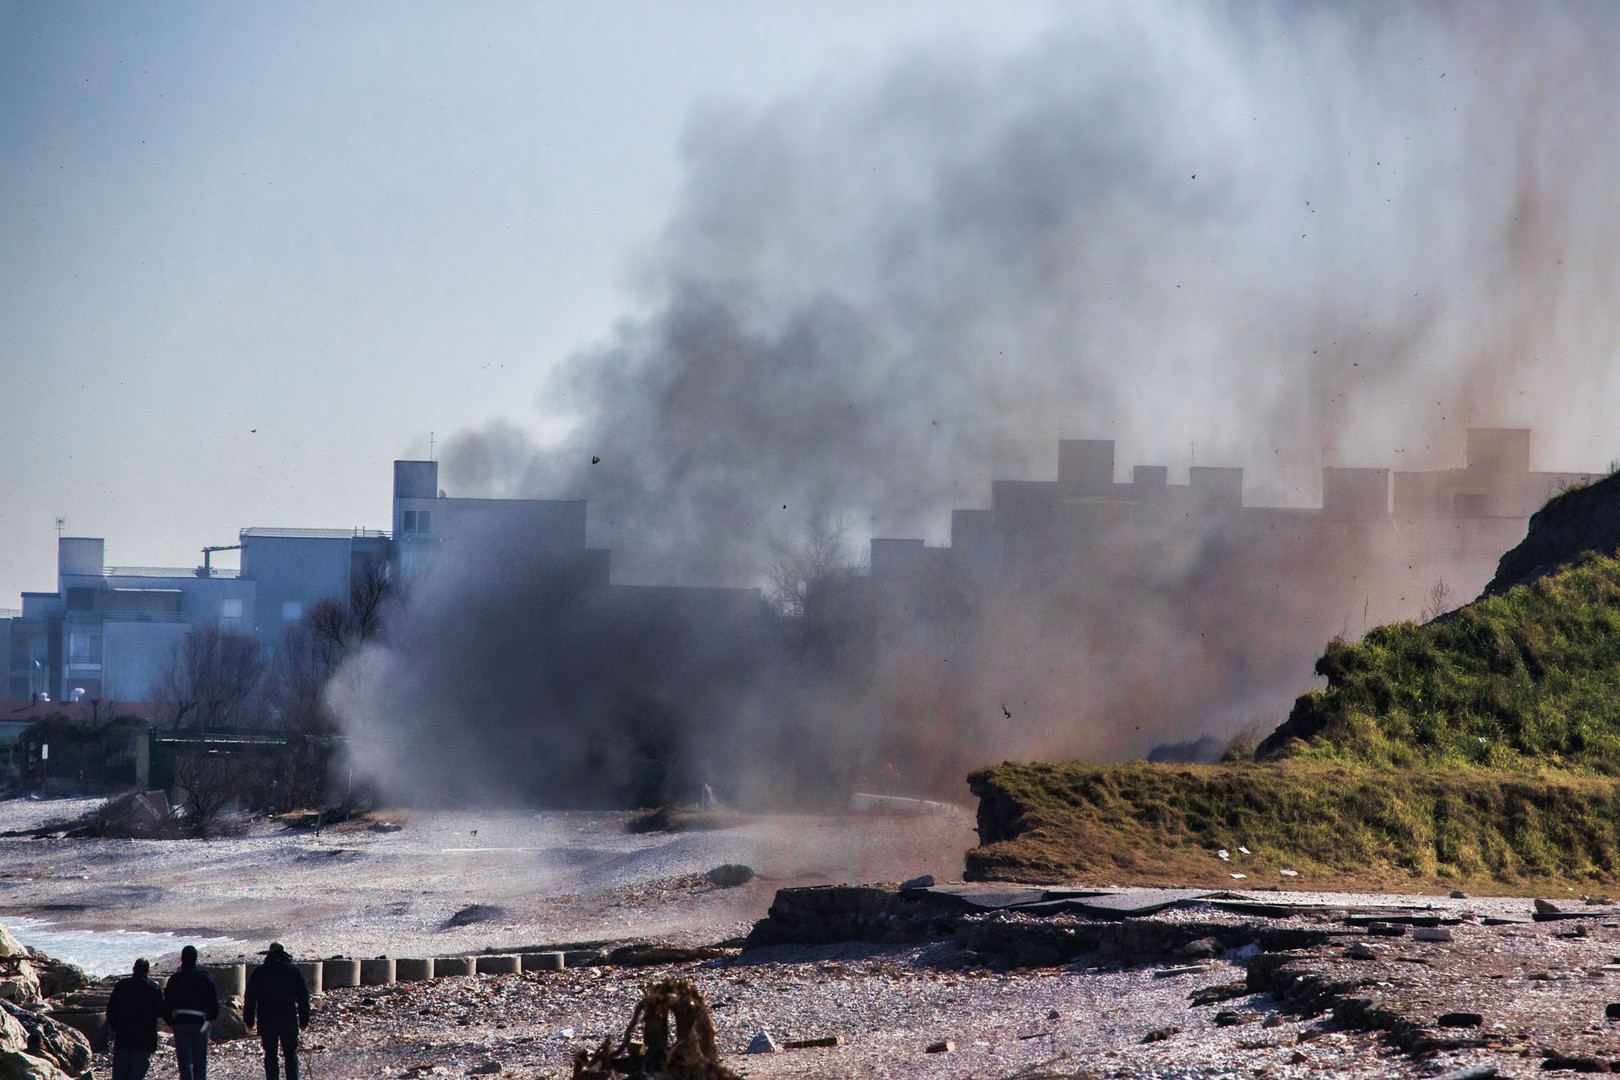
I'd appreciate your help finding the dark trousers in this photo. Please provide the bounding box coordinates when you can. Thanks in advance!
[260,1030,299,1080]
[111,1044,152,1080]
[173,1023,209,1080]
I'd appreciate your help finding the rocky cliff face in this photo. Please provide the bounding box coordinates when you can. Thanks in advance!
[1484,470,1620,597]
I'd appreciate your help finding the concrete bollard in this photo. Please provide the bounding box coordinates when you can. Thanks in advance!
[201,963,246,999]
[295,961,322,996]
[322,959,360,988]
[522,952,565,972]
[395,958,434,982]
[433,957,475,978]
[475,955,520,975]
[359,958,395,986]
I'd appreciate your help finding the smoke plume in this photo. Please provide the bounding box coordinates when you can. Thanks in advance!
[334,3,1620,805]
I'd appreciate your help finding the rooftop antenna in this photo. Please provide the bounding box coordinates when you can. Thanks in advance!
[429,431,435,461]
[55,517,64,539]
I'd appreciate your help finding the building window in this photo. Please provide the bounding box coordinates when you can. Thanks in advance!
[69,633,90,662]
[282,600,303,622]
[221,598,245,621]
[402,510,432,536]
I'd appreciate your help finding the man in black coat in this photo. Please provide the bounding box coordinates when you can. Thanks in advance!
[243,942,311,1080]
[106,957,164,1080]
[163,945,220,1080]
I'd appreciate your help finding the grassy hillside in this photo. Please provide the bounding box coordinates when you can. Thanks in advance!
[1259,551,1620,773]
[966,759,1620,890]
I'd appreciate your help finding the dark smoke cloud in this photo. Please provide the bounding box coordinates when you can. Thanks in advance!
[336,3,1620,804]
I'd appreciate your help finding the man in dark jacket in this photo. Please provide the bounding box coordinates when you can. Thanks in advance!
[243,942,310,1080]
[163,945,220,1080]
[106,957,164,1080]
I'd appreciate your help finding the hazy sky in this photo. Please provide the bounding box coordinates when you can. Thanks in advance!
[0,1,1056,604]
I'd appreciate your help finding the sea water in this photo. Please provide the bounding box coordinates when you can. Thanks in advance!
[0,916,235,978]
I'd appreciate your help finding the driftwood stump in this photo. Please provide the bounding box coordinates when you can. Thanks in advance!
[572,977,739,1080]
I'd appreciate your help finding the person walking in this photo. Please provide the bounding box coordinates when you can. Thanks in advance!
[163,945,219,1080]
[105,958,164,1080]
[243,942,310,1080]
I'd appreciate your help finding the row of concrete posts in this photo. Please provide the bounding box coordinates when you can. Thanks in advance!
[201,951,569,996]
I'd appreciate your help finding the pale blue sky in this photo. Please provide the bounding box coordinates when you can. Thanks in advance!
[0,1,1057,602]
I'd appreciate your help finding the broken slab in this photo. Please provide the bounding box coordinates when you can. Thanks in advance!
[1068,889,1213,919]
[902,884,1048,911]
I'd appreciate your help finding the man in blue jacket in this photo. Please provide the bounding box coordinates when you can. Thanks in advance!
[106,958,164,1080]
[163,945,220,1080]
[243,943,310,1080]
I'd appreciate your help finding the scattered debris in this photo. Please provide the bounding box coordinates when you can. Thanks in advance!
[1140,1026,1179,1043]
[1432,1066,1497,1080]
[703,865,754,889]
[744,1030,777,1055]
[442,904,506,930]
[899,874,936,891]
[925,1040,954,1054]
[1214,1010,1259,1026]
[1413,927,1454,943]
[625,807,743,835]
[782,1036,843,1049]
[1189,982,1250,1007]
[1436,1011,1483,1028]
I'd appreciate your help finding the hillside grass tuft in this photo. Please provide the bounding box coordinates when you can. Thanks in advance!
[966,760,1620,891]
[1270,551,1620,772]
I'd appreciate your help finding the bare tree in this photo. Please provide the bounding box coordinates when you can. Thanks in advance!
[766,516,852,618]
[308,556,394,664]
[263,558,396,809]
[170,750,249,837]
[766,516,875,670]
[1420,578,1453,622]
[155,625,264,731]
[82,695,125,728]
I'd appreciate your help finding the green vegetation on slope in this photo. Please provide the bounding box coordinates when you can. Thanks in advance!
[966,760,1620,889]
[1260,551,1620,773]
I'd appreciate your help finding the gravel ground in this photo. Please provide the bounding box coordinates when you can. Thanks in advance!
[0,797,1596,1077]
[92,950,1411,1080]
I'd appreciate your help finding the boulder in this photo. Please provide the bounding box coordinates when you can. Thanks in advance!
[705,865,754,888]
[27,957,85,1001]
[210,1003,250,1043]
[0,949,41,1006]
[0,1048,71,1080]
[38,1013,103,1055]
[0,1000,91,1077]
